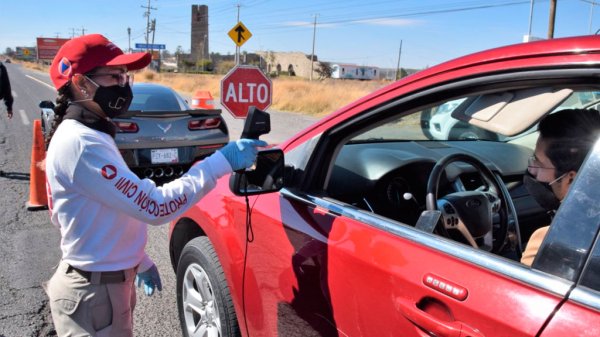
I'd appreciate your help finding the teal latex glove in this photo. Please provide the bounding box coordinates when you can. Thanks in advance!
[219,139,268,171]
[136,264,162,296]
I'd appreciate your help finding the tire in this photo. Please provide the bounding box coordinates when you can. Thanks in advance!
[449,123,498,140]
[176,236,241,337]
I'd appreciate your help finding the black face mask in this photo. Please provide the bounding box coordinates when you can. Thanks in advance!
[523,171,561,212]
[92,83,133,118]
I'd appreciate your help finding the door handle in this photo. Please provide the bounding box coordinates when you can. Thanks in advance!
[397,298,484,337]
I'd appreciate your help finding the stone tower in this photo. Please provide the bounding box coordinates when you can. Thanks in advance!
[191,5,209,61]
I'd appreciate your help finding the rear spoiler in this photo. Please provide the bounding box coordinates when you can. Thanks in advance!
[118,109,223,118]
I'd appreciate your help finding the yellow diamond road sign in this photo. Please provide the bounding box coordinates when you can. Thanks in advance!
[228,21,252,47]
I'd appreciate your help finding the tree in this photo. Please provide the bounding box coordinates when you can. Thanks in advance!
[196,59,213,72]
[4,47,14,56]
[175,46,184,69]
[315,62,332,79]
[216,60,236,75]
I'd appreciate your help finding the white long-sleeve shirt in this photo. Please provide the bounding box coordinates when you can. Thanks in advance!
[46,119,231,272]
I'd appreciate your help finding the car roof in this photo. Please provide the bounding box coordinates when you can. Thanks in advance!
[412,35,600,82]
[132,82,176,94]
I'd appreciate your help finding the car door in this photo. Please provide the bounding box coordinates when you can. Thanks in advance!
[243,70,600,336]
[246,180,569,337]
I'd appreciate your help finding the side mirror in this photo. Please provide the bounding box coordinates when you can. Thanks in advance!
[39,100,55,109]
[229,148,284,196]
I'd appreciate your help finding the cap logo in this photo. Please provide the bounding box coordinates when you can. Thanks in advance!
[57,57,72,77]
[106,42,119,51]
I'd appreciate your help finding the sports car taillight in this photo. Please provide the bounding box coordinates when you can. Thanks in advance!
[115,122,139,133]
[188,118,222,130]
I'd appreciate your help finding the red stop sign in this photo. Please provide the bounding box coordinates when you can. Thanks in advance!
[220,65,272,118]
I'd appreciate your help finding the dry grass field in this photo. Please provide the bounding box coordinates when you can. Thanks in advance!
[20,61,391,116]
[137,70,390,116]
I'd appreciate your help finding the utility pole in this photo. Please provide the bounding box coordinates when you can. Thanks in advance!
[127,27,131,52]
[395,40,403,81]
[151,19,158,71]
[587,1,600,34]
[547,0,557,39]
[81,27,86,36]
[142,0,157,51]
[202,34,207,72]
[527,0,534,40]
[310,14,318,81]
[70,28,77,38]
[151,19,156,53]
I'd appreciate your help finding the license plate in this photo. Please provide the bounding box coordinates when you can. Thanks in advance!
[151,148,179,164]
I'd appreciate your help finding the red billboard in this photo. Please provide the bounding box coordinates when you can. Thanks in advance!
[36,37,70,60]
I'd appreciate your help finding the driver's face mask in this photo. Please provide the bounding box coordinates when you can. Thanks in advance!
[523,171,566,213]
[73,76,133,119]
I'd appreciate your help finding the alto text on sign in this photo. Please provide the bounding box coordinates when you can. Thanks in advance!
[220,66,272,118]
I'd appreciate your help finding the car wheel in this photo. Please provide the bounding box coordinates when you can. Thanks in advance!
[176,236,241,337]
[449,123,498,140]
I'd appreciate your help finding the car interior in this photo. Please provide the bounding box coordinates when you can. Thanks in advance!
[323,84,600,262]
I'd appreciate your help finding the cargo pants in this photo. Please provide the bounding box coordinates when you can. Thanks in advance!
[45,261,138,337]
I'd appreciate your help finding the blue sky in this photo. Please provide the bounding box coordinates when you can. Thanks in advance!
[1,0,598,69]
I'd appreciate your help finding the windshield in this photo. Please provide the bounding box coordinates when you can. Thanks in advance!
[129,84,189,111]
[351,90,600,143]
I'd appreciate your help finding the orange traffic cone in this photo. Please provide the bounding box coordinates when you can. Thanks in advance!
[191,90,215,109]
[26,119,48,211]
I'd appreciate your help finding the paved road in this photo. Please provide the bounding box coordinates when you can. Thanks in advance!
[0,63,318,337]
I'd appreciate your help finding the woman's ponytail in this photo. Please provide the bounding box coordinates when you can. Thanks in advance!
[45,85,72,148]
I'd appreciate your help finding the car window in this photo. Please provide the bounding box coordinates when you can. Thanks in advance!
[580,235,600,292]
[129,87,185,111]
[351,90,600,143]
[554,91,600,111]
[351,97,502,142]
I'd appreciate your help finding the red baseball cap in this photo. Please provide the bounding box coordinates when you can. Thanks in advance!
[50,34,152,90]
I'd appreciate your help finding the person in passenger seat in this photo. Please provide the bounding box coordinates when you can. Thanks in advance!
[520,108,600,266]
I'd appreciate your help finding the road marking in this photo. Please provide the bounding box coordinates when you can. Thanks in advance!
[19,109,30,126]
[26,75,55,90]
[11,90,17,98]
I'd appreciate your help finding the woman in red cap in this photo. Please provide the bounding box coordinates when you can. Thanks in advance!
[43,34,265,337]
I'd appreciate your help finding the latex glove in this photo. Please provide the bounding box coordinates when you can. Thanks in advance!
[219,139,268,171]
[136,264,162,296]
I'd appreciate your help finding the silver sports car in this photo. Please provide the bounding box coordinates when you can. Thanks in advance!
[40,83,229,183]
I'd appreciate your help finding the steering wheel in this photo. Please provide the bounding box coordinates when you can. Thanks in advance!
[425,153,510,253]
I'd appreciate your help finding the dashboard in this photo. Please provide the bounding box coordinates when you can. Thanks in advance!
[327,140,534,226]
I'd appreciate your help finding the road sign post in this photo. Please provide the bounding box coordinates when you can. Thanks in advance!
[221,66,272,119]
[228,21,252,65]
[228,21,252,48]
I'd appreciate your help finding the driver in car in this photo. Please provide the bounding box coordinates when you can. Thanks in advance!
[521,108,600,266]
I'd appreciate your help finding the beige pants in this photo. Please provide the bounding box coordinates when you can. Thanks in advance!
[45,261,137,337]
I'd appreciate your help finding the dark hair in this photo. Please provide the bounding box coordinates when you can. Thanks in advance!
[45,84,73,148]
[539,108,600,176]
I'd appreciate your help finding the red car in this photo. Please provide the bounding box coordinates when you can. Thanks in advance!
[169,35,600,337]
